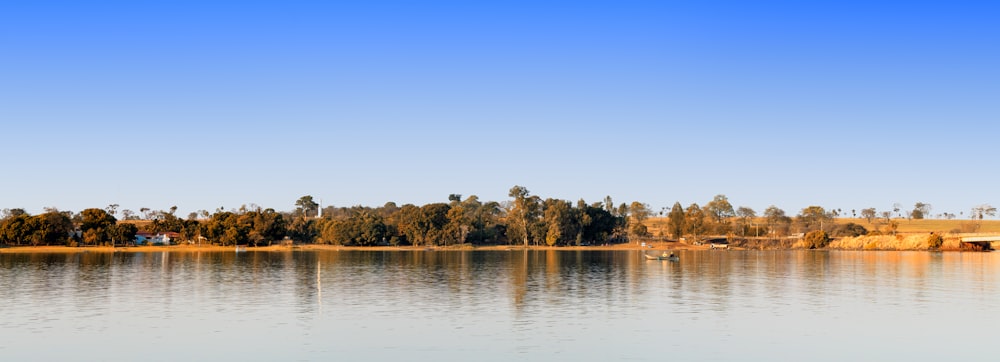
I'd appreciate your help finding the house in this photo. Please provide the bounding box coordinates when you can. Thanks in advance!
[135,232,181,245]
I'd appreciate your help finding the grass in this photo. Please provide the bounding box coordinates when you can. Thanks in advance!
[643,217,1000,237]
[834,217,1000,234]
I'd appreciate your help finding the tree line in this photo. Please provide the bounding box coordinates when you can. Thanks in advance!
[0,187,995,247]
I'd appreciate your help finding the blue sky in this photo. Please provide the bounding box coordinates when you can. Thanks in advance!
[1,0,997,218]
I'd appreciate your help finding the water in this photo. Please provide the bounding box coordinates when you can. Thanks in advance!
[1,250,998,361]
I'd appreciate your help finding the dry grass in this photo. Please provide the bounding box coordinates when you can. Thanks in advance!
[644,217,1000,236]
[836,218,1000,234]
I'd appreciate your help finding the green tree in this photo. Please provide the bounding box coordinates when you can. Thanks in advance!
[321,208,388,246]
[420,203,451,246]
[80,208,116,245]
[0,212,32,246]
[295,195,319,219]
[391,204,425,246]
[108,223,138,247]
[30,211,74,246]
[244,208,286,246]
[580,202,616,244]
[667,202,686,239]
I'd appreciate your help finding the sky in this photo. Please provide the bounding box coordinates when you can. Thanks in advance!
[1,0,997,218]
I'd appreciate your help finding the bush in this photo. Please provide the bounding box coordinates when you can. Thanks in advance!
[832,222,868,237]
[803,230,830,249]
[927,233,944,249]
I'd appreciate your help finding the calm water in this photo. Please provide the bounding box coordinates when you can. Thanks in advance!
[1,250,998,361]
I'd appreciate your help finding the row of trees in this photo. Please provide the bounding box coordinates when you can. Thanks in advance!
[0,208,137,246]
[313,188,627,247]
[659,196,863,239]
[2,189,996,247]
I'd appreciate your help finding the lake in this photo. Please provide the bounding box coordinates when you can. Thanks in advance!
[1,250,998,361]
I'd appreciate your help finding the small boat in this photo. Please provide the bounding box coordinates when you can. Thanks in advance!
[235,246,247,253]
[644,252,679,261]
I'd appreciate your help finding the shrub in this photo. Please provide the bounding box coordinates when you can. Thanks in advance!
[832,222,868,237]
[803,230,830,249]
[927,233,944,249]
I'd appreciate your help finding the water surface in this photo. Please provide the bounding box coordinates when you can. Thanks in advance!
[1,250,997,361]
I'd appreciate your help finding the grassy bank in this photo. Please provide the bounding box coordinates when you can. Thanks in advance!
[645,217,1000,237]
[0,241,710,254]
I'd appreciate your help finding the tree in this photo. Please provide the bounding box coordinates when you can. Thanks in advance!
[29,211,74,246]
[911,202,931,220]
[735,206,756,236]
[508,186,540,246]
[80,208,117,245]
[797,206,831,232]
[704,194,735,223]
[0,212,32,246]
[542,199,579,246]
[468,199,502,244]
[105,204,119,218]
[247,208,286,246]
[120,209,135,220]
[627,201,651,239]
[971,204,996,220]
[764,205,791,237]
[320,208,388,246]
[444,204,471,245]
[860,208,877,224]
[108,223,138,247]
[390,204,425,246]
[295,195,319,219]
[420,203,451,246]
[667,202,686,239]
[684,204,705,240]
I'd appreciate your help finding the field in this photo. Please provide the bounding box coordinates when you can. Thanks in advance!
[644,217,1000,237]
[834,218,1000,234]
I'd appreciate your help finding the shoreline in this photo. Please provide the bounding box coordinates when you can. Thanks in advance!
[0,241,710,254]
[0,239,992,253]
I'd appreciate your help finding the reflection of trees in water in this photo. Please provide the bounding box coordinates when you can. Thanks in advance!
[6,250,999,331]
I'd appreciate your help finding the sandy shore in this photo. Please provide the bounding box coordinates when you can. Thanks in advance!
[0,241,710,253]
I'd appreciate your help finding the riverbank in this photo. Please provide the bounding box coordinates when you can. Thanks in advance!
[0,241,712,253]
[4,233,996,253]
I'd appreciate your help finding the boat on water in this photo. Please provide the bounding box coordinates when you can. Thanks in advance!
[644,252,679,261]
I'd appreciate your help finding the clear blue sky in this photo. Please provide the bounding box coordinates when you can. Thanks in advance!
[2,0,997,218]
